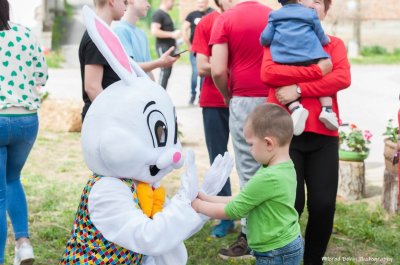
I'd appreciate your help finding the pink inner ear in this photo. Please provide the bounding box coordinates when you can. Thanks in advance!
[95,19,132,73]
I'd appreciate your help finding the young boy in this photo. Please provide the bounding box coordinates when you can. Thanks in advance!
[260,0,338,135]
[79,0,127,121]
[192,103,303,265]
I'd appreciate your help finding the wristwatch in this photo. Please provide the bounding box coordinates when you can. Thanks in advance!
[296,85,301,95]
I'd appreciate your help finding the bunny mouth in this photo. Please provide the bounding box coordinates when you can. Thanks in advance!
[149,165,161,176]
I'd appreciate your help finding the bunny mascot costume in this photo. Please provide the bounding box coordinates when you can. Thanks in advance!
[60,6,233,265]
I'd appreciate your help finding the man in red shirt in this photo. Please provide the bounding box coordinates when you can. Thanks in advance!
[191,0,235,239]
[209,0,272,259]
[261,1,351,264]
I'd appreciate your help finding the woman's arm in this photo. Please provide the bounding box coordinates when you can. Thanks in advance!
[260,46,324,87]
[298,39,351,97]
[261,38,350,97]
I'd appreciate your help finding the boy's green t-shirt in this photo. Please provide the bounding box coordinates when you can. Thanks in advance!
[225,161,300,252]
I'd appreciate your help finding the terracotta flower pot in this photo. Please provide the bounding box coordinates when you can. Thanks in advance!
[383,139,398,174]
[339,150,369,162]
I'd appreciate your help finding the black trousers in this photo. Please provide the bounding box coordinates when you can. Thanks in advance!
[290,132,339,265]
[156,44,175,90]
[202,107,231,196]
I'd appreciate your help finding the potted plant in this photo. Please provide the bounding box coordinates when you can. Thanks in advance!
[383,119,399,173]
[339,124,372,162]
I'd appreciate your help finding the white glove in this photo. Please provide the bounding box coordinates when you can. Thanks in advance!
[201,152,234,196]
[180,149,199,202]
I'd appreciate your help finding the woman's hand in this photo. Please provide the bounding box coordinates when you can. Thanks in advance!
[276,84,300,105]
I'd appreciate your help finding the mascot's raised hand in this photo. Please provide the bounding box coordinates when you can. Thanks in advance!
[60,6,209,265]
[201,152,234,196]
[180,150,199,202]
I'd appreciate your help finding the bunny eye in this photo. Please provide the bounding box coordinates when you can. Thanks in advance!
[147,110,168,147]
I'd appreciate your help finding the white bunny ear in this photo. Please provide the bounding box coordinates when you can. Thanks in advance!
[129,57,149,79]
[82,5,136,84]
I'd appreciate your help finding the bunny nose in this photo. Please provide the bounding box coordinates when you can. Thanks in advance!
[173,152,181,164]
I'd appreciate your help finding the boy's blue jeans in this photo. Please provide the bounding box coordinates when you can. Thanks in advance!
[253,235,304,265]
[0,114,38,263]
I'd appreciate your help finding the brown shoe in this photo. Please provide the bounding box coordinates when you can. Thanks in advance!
[218,235,253,259]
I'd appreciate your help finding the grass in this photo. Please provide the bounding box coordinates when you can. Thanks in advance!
[350,46,400,64]
[45,51,65,68]
[350,54,400,65]
[4,130,400,264]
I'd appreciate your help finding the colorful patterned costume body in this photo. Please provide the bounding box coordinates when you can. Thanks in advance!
[60,175,143,265]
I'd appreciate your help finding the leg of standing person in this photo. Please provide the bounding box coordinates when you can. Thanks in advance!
[218,97,265,258]
[202,107,234,237]
[157,44,173,90]
[0,115,38,265]
[0,119,7,264]
[189,52,198,104]
[290,133,339,265]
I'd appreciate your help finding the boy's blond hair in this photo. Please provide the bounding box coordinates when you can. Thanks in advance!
[246,103,293,146]
[93,0,107,7]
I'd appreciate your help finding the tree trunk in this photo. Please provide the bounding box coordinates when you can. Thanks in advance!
[338,160,365,201]
[382,169,398,214]
[382,140,399,213]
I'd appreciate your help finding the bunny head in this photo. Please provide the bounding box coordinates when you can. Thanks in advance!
[81,6,183,184]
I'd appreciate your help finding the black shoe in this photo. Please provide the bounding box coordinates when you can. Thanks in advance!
[218,234,253,259]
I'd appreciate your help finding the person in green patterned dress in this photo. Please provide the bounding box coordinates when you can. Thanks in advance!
[0,0,48,264]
